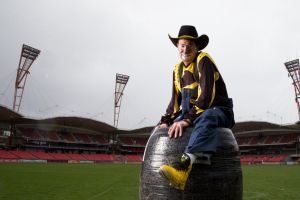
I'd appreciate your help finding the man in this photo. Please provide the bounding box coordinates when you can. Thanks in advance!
[157,25,235,190]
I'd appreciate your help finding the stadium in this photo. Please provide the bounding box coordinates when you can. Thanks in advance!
[1,45,299,165]
[1,2,300,198]
[1,104,300,199]
[1,103,300,164]
[1,45,300,200]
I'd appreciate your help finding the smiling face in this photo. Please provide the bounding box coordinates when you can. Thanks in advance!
[177,39,198,65]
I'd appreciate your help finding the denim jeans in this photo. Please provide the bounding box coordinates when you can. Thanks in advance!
[174,89,192,122]
[175,89,235,153]
[185,106,234,153]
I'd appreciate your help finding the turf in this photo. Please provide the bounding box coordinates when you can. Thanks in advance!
[242,165,300,200]
[0,163,299,200]
[0,163,140,200]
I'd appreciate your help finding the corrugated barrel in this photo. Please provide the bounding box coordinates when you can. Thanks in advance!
[139,127,243,200]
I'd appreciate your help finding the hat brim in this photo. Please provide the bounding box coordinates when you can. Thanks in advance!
[169,34,209,50]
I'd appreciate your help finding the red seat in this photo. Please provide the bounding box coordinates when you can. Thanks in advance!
[10,150,37,159]
[0,150,18,159]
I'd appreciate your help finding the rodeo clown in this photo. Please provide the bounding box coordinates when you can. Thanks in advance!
[157,25,235,190]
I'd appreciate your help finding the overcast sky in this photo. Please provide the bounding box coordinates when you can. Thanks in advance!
[1,0,300,130]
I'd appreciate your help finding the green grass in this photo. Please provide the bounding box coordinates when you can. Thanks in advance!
[0,164,299,200]
[243,165,300,200]
[0,163,140,200]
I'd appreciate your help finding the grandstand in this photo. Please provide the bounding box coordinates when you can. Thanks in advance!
[0,105,300,165]
[233,121,300,164]
[0,105,144,163]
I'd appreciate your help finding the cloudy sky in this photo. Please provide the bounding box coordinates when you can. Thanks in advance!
[1,0,300,129]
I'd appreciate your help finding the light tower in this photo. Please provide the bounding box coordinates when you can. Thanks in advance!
[114,73,129,128]
[13,44,40,112]
[284,59,300,120]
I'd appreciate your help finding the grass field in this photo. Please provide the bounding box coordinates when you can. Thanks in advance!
[0,163,299,200]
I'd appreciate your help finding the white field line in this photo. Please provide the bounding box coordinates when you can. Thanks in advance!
[87,186,113,200]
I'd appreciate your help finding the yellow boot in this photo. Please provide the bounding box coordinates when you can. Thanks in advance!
[158,153,192,190]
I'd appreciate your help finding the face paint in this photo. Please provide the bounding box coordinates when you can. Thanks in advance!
[177,39,198,64]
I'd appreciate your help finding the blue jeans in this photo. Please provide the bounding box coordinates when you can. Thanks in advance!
[174,89,192,122]
[176,89,235,153]
[185,106,234,153]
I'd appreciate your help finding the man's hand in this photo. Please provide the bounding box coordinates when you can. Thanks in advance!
[157,123,168,129]
[168,120,189,138]
[153,123,168,133]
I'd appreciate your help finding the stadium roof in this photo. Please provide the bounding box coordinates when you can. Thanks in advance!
[0,105,116,133]
[116,126,154,136]
[0,105,22,121]
[1,104,300,135]
[233,121,300,136]
[232,121,284,132]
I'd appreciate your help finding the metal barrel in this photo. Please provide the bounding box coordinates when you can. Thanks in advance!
[139,127,243,200]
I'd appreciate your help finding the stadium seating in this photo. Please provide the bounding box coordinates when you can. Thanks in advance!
[240,154,287,164]
[82,154,115,162]
[2,149,291,164]
[0,149,120,162]
[119,137,134,145]
[264,135,282,144]
[10,150,37,160]
[90,135,108,144]
[267,155,287,162]
[73,133,92,143]
[134,138,148,146]
[18,127,111,149]
[47,152,70,161]
[30,151,55,160]
[48,131,61,141]
[37,130,49,141]
[279,134,297,144]
[236,137,252,145]
[124,154,142,162]
[118,137,148,146]
[61,132,76,142]
[20,128,41,140]
[249,137,259,145]
[237,134,298,146]
[7,122,299,165]
[240,155,253,164]
[67,153,86,161]
[0,149,18,159]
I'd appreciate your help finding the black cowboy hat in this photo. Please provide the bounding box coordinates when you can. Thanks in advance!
[169,25,209,50]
